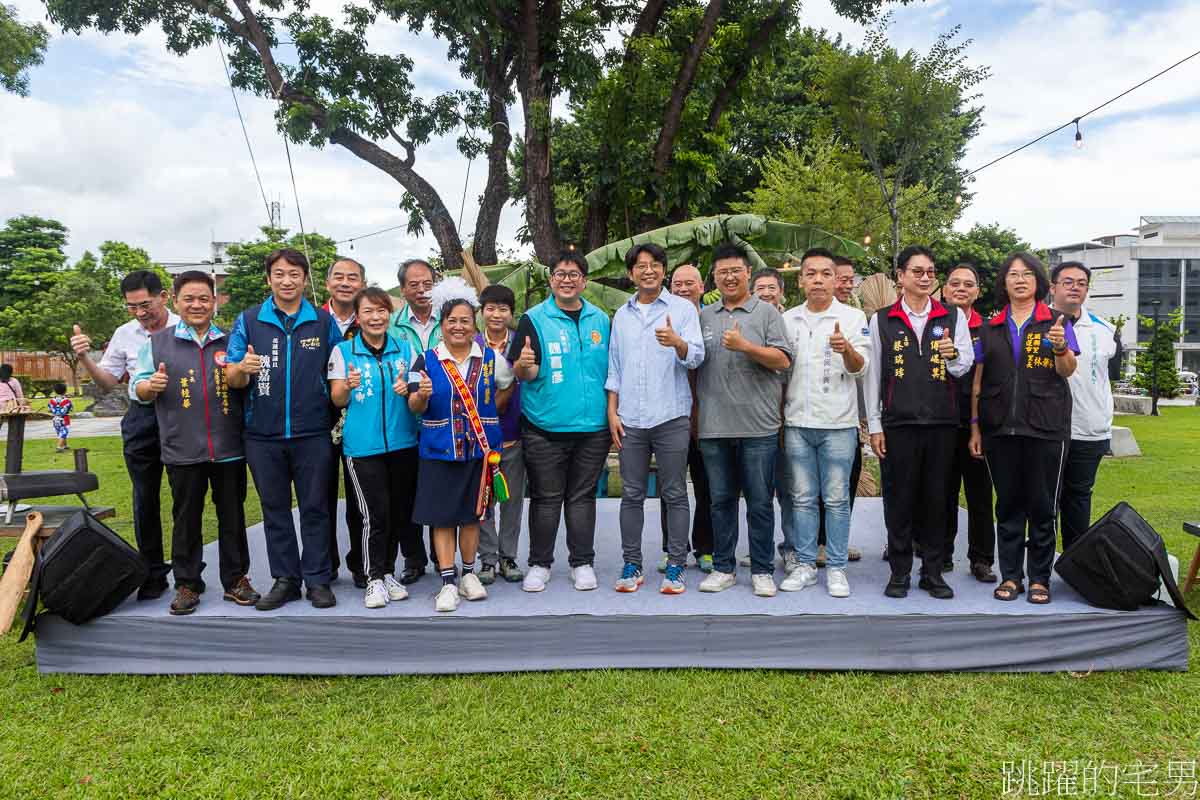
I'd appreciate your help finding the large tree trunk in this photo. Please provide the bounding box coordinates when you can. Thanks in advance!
[516,0,562,264]
[472,90,513,266]
[651,0,723,182]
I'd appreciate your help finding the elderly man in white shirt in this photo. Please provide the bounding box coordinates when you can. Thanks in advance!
[778,249,871,597]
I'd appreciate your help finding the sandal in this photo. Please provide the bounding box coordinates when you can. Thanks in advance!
[993,580,1024,601]
[1027,584,1051,605]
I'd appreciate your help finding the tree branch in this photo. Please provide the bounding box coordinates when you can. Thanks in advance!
[706,1,788,130]
[651,0,724,180]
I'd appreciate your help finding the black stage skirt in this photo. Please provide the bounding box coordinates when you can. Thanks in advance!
[412,457,486,527]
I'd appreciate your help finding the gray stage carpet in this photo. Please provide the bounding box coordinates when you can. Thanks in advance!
[34,498,1189,674]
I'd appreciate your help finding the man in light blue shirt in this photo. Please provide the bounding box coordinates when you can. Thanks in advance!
[606,243,704,594]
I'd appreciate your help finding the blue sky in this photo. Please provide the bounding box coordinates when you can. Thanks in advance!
[2,0,1198,286]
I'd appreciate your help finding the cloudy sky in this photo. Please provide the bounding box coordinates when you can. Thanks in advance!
[2,0,1198,287]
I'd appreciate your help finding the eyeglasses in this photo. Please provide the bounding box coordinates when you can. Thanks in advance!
[405,281,434,291]
[632,262,663,273]
[125,301,157,313]
[713,268,747,279]
[1056,278,1089,289]
[904,269,937,279]
[1007,271,1036,281]
[551,271,584,282]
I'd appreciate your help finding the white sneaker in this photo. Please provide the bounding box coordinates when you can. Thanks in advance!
[523,566,550,593]
[737,554,751,567]
[827,567,851,598]
[752,574,777,597]
[780,563,819,592]
[699,571,736,593]
[382,573,408,602]
[364,579,388,608]
[459,572,488,601]
[435,583,460,612]
[783,551,801,575]
[571,564,598,591]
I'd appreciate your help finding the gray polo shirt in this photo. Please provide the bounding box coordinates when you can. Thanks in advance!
[697,296,792,438]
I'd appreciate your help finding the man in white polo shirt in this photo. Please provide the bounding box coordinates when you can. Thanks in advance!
[70,270,180,600]
[1050,260,1122,551]
[778,249,871,597]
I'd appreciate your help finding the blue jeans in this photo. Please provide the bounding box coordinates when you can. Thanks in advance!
[784,427,858,570]
[700,435,778,575]
[775,448,795,557]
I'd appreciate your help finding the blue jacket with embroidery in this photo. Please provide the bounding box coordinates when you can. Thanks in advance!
[334,335,420,458]
[418,346,502,462]
[520,297,610,432]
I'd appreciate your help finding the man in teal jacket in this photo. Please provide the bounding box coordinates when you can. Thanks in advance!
[509,249,611,594]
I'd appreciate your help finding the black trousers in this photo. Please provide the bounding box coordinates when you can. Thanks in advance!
[343,448,419,580]
[660,437,714,557]
[883,425,955,580]
[1059,438,1109,552]
[985,435,1066,587]
[945,425,995,566]
[326,441,365,575]
[523,427,610,569]
[818,441,862,546]
[122,403,170,584]
[165,460,251,593]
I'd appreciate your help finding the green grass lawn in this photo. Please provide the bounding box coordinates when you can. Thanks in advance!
[1,410,1199,798]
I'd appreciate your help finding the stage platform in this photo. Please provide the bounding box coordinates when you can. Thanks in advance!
[34,498,1189,674]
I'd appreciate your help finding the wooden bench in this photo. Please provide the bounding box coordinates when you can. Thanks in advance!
[1183,522,1200,593]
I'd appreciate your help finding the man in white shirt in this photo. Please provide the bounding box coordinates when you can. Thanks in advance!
[1050,260,1122,551]
[778,249,871,597]
[865,246,974,600]
[70,270,180,600]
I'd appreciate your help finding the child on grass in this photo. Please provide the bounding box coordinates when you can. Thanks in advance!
[48,382,72,452]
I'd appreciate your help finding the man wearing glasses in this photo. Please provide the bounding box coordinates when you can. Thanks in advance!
[606,243,704,594]
[864,245,974,600]
[1050,261,1122,552]
[509,248,612,593]
[70,270,181,600]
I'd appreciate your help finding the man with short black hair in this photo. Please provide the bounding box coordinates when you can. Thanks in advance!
[226,248,342,610]
[325,257,365,337]
[1050,260,1122,551]
[696,242,792,597]
[70,269,180,600]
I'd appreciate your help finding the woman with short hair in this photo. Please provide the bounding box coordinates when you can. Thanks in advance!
[969,252,1078,604]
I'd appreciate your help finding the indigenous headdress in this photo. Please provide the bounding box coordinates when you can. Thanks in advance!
[429,276,480,321]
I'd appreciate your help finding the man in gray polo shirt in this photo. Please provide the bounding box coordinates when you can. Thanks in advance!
[696,242,792,597]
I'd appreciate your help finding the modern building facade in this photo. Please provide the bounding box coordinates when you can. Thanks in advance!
[1046,216,1200,374]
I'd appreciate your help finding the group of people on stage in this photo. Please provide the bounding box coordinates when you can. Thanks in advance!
[68,238,1120,614]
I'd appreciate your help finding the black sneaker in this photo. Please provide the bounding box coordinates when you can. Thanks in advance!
[884,575,910,598]
[307,583,336,609]
[918,573,954,600]
[137,578,170,601]
[941,559,953,573]
[970,561,997,583]
[400,566,426,585]
[352,572,368,589]
[169,586,200,615]
[255,577,301,611]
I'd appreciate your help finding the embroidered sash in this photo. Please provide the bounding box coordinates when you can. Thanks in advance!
[440,356,508,516]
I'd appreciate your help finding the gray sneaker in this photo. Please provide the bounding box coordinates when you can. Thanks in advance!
[498,558,525,583]
[478,563,497,585]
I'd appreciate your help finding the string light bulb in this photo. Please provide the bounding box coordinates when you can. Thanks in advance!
[1073,118,1083,149]
[954,194,962,205]
[349,241,355,251]
[863,234,872,246]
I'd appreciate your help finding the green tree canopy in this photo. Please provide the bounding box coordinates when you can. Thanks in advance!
[930,222,1036,316]
[0,4,48,95]
[218,226,339,327]
[0,215,69,308]
[1133,307,1183,399]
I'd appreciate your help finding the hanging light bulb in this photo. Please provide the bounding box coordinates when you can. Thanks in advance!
[349,240,355,251]
[1073,118,1083,150]
[954,194,962,205]
[863,234,872,246]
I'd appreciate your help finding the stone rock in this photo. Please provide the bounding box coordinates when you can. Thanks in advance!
[83,384,130,418]
[1109,425,1141,458]
[1113,394,1151,415]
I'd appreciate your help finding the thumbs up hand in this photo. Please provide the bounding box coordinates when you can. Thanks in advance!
[935,327,958,361]
[516,336,536,371]
[346,364,362,390]
[654,313,682,348]
[722,320,747,352]
[829,321,849,354]
[70,323,92,357]
[1048,315,1067,352]
[240,344,264,375]
[392,371,408,397]
[147,362,169,395]
[417,370,432,400]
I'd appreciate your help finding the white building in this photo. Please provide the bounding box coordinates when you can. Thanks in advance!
[1046,216,1200,373]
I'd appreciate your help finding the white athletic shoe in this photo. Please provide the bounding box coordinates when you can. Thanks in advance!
[827,567,850,598]
[752,574,777,597]
[783,551,801,575]
[699,571,736,593]
[523,566,550,593]
[459,572,488,601]
[364,579,388,609]
[382,573,408,602]
[780,563,819,592]
[435,583,460,612]
[571,564,598,591]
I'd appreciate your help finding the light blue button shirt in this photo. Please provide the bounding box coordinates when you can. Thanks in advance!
[605,290,705,430]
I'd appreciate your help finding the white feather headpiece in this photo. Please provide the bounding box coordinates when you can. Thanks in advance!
[429,276,480,321]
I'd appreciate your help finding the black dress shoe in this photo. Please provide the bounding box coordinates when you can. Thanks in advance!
[255,577,301,611]
[307,583,336,608]
[919,573,954,599]
[941,559,953,573]
[352,572,368,589]
[884,575,910,598]
[970,561,997,583]
[137,578,170,601]
[400,566,426,585]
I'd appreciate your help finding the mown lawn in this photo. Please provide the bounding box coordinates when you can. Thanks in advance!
[1,410,1198,799]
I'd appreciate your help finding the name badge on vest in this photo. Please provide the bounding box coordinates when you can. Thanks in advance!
[931,325,945,339]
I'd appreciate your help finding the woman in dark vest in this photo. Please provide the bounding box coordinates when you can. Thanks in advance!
[969,252,1078,604]
[408,279,515,612]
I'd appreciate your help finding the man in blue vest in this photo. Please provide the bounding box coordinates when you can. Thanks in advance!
[508,248,612,593]
[226,248,342,610]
